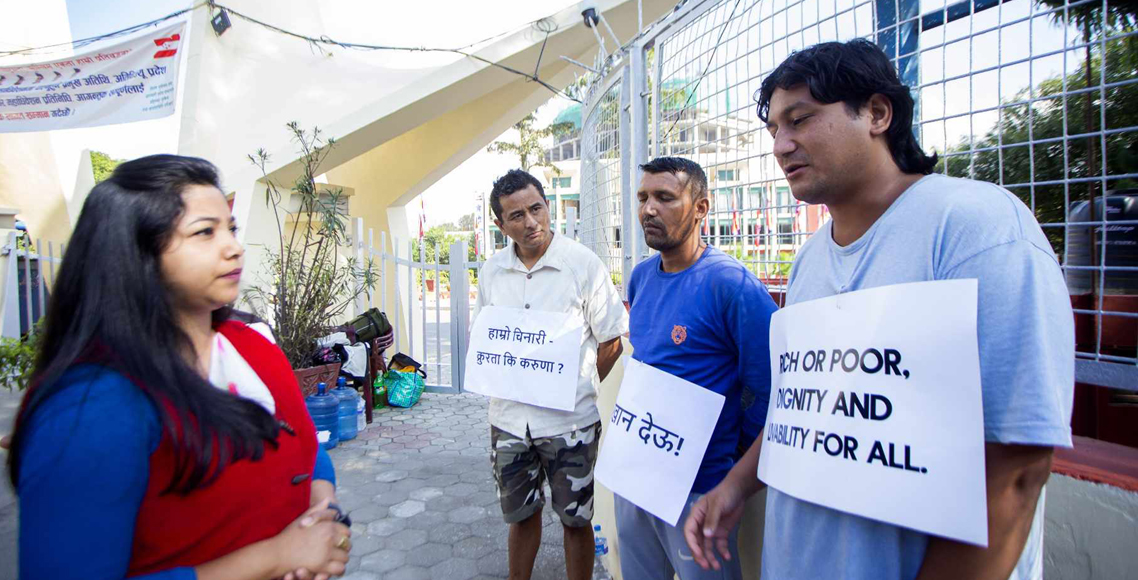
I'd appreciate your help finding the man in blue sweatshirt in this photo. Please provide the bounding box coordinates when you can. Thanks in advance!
[616,156,778,580]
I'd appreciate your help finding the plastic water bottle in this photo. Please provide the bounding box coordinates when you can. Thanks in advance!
[592,524,611,580]
[305,382,339,450]
[332,377,358,441]
[355,392,366,433]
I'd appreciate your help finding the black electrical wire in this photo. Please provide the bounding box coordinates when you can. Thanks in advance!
[0,1,580,103]
[207,2,579,102]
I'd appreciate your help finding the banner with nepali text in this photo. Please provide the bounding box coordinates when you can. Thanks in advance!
[0,22,185,133]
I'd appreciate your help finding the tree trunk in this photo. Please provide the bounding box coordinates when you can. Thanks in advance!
[1082,17,1102,308]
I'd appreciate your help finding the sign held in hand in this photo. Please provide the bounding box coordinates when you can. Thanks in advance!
[596,358,724,526]
[464,305,583,411]
[758,280,987,546]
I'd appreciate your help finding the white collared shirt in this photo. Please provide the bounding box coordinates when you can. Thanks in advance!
[474,233,629,438]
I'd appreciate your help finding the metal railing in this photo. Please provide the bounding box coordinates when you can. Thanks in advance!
[574,0,1138,390]
[1,232,65,339]
[357,218,479,394]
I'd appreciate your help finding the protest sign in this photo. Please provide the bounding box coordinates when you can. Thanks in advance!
[596,358,724,526]
[758,280,987,546]
[463,305,583,411]
[0,22,185,133]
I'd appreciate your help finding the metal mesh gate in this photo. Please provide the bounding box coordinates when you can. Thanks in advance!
[572,0,1138,390]
[580,70,629,292]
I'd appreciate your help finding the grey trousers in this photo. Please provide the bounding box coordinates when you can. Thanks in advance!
[615,492,743,580]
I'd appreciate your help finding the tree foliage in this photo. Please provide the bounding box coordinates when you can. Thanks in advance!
[244,123,378,369]
[91,151,122,183]
[486,113,574,173]
[458,212,477,231]
[941,28,1137,256]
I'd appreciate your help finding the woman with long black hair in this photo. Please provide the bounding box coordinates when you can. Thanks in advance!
[7,154,351,579]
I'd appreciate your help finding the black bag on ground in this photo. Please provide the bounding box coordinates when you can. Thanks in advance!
[349,308,392,343]
[388,352,427,379]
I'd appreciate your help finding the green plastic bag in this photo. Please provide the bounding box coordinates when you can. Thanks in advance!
[383,369,425,408]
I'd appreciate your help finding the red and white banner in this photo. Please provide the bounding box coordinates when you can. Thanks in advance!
[0,22,185,133]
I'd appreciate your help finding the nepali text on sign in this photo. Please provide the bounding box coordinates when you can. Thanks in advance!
[596,358,724,526]
[0,22,185,133]
[463,305,583,411]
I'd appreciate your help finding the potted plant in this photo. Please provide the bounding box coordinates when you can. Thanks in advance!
[245,123,377,395]
[0,322,42,391]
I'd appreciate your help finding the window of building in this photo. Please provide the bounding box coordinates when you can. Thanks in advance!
[561,198,579,221]
[777,218,793,244]
[776,186,791,210]
[551,176,572,189]
[717,169,736,182]
[703,127,718,143]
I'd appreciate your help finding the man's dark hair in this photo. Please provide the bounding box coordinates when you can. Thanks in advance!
[490,169,546,221]
[755,39,937,175]
[639,157,708,201]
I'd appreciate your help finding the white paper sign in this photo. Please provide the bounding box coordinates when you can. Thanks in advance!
[758,280,987,546]
[596,358,725,526]
[463,305,583,411]
[0,22,185,133]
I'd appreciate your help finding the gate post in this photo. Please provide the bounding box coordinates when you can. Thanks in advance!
[353,217,366,316]
[566,206,579,240]
[448,240,470,391]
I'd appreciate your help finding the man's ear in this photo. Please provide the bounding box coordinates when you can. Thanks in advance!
[694,196,710,222]
[866,93,893,137]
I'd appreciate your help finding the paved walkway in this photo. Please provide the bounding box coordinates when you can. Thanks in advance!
[0,388,19,580]
[335,392,571,580]
[0,391,576,580]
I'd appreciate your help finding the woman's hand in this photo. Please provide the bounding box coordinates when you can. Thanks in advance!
[272,499,351,578]
[282,493,346,580]
[309,479,336,508]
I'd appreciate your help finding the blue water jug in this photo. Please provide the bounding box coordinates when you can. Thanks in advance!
[305,382,339,450]
[332,377,359,441]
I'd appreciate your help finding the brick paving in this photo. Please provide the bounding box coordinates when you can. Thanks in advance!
[333,393,572,580]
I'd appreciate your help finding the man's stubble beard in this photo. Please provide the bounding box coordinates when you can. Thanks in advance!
[644,206,701,253]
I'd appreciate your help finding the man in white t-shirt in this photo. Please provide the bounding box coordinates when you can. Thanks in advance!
[475,169,629,580]
[684,39,1073,580]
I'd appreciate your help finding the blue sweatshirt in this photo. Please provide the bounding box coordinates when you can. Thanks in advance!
[627,246,777,494]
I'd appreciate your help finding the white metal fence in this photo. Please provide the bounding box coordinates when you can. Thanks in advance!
[576,0,1138,390]
[355,219,480,394]
[1,233,64,339]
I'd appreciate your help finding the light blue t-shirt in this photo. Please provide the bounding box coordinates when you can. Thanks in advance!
[761,174,1074,580]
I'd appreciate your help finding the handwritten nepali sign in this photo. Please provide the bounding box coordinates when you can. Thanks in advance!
[758,280,987,546]
[0,22,185,133]
[596,358,724,526]
[463,305,583,411]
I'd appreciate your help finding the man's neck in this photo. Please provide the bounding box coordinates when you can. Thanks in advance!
[827,168,924,247]
[659,235,706,273]
[514,232,553,270]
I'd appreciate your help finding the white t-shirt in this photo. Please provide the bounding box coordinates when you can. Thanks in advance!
[474,233,629,438]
